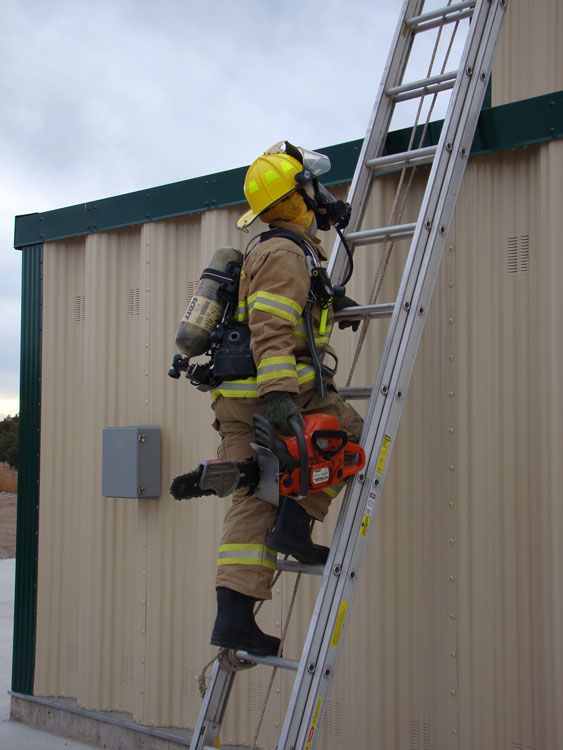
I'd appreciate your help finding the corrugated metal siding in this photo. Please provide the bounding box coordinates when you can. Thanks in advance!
[33,141,563,749]
[454,143,563,750]
[492,0,563,106]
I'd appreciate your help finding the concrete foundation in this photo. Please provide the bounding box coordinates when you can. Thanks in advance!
[10,693,192,750]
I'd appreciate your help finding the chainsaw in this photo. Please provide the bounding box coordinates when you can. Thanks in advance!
[170,412,365,506]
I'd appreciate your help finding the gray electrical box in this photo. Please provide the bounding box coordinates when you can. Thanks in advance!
[102,426,161,498]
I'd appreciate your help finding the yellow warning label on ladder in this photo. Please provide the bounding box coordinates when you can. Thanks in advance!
[305,696,323,750]
[330,601,349,648]
[376,434,392,474]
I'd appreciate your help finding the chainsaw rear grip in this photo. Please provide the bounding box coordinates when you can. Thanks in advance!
[288,415,309,500]
[339,441,366,480]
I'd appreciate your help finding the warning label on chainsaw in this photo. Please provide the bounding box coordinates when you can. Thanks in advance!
[182,295,221,334]
[312,467,330,485]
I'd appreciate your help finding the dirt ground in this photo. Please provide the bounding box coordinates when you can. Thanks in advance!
[0,493,16,559]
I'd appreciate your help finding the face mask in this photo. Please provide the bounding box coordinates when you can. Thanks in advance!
[298,176,351,231]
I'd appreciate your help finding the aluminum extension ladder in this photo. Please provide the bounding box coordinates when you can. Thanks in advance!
[192,2,508,747]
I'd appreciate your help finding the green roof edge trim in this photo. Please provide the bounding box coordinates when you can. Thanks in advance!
[14,91,563,249]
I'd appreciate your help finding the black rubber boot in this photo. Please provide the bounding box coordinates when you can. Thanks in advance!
[210,587,281,657]
[267,498,329,565]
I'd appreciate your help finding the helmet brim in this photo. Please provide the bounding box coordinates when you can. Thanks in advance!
[236,208,259,231]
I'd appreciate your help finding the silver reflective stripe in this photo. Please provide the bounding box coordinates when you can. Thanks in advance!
[234,303,248,322]
[297,364,316,383]
[258,361,297,376]
[248,294,301,324]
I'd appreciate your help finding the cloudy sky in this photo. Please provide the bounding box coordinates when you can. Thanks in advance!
[1,0,462,418]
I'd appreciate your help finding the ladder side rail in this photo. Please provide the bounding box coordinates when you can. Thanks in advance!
[327,0,425,286]
[277,2,507,746]
[277,204,435,750]
[371,0,495,410]
[276,207,428,749]
[191,660,237,750]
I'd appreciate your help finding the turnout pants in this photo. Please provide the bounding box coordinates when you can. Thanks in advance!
[212,387,363,600]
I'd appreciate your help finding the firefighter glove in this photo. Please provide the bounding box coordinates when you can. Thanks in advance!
[333,295,361,331]
[265,391,305,435]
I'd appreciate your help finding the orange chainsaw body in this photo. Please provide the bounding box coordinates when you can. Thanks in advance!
[277,413,365,497]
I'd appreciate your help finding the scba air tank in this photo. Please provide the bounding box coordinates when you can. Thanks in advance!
[175,246,243,358]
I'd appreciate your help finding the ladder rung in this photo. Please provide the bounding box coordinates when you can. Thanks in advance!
[333,303,394,321]
[345,223,416,246]
[406,0,475,33]
[338,387,373,400]
[387,70,457,102]
[235,650,300,671]
[276,559,325,575]
[366,145,437,174]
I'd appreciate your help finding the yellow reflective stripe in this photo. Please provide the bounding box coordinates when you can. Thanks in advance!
[248,291,302,324]
[220,543,277,553]
[296,363,316,385]
[211,379,258,399]
[257,355,298,384]
[234,301,248,322]
[217,543,277,570]
[211,364,319,399]
[257,370,297,384]
[324,482,346,498]
[217,557,277,570]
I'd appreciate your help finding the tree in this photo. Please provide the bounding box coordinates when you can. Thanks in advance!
[0,415,19,470]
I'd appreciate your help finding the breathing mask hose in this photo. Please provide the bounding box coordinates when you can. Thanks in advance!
[336,227,354,286]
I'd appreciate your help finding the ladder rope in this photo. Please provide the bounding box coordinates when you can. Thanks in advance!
[346,2,460,386]
[250,571,302,750]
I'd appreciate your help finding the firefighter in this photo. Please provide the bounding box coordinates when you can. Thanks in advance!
[210,142,363,656]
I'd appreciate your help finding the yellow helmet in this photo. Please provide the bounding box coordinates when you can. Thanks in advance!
[236,151,302,231]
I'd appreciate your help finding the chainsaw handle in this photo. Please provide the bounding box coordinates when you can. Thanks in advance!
[288,416,309,500]
[340,442,366,480]
[311,429,348,460]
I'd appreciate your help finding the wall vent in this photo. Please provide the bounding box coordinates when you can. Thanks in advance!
[66,642,78,672]
[322,699,342,737]
[74,295,85,322]
[128,288,140,317]
[519,235,529,272]
[120,655,135,685]
[507,235,530,274]
[410,719,431,749]
[181,666,197,699]
[248,680,266,714]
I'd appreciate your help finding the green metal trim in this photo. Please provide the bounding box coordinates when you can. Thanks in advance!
[12,244,43,695]
[14,91,563,249]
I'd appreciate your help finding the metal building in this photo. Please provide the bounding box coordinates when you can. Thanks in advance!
[12,2,563,748]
